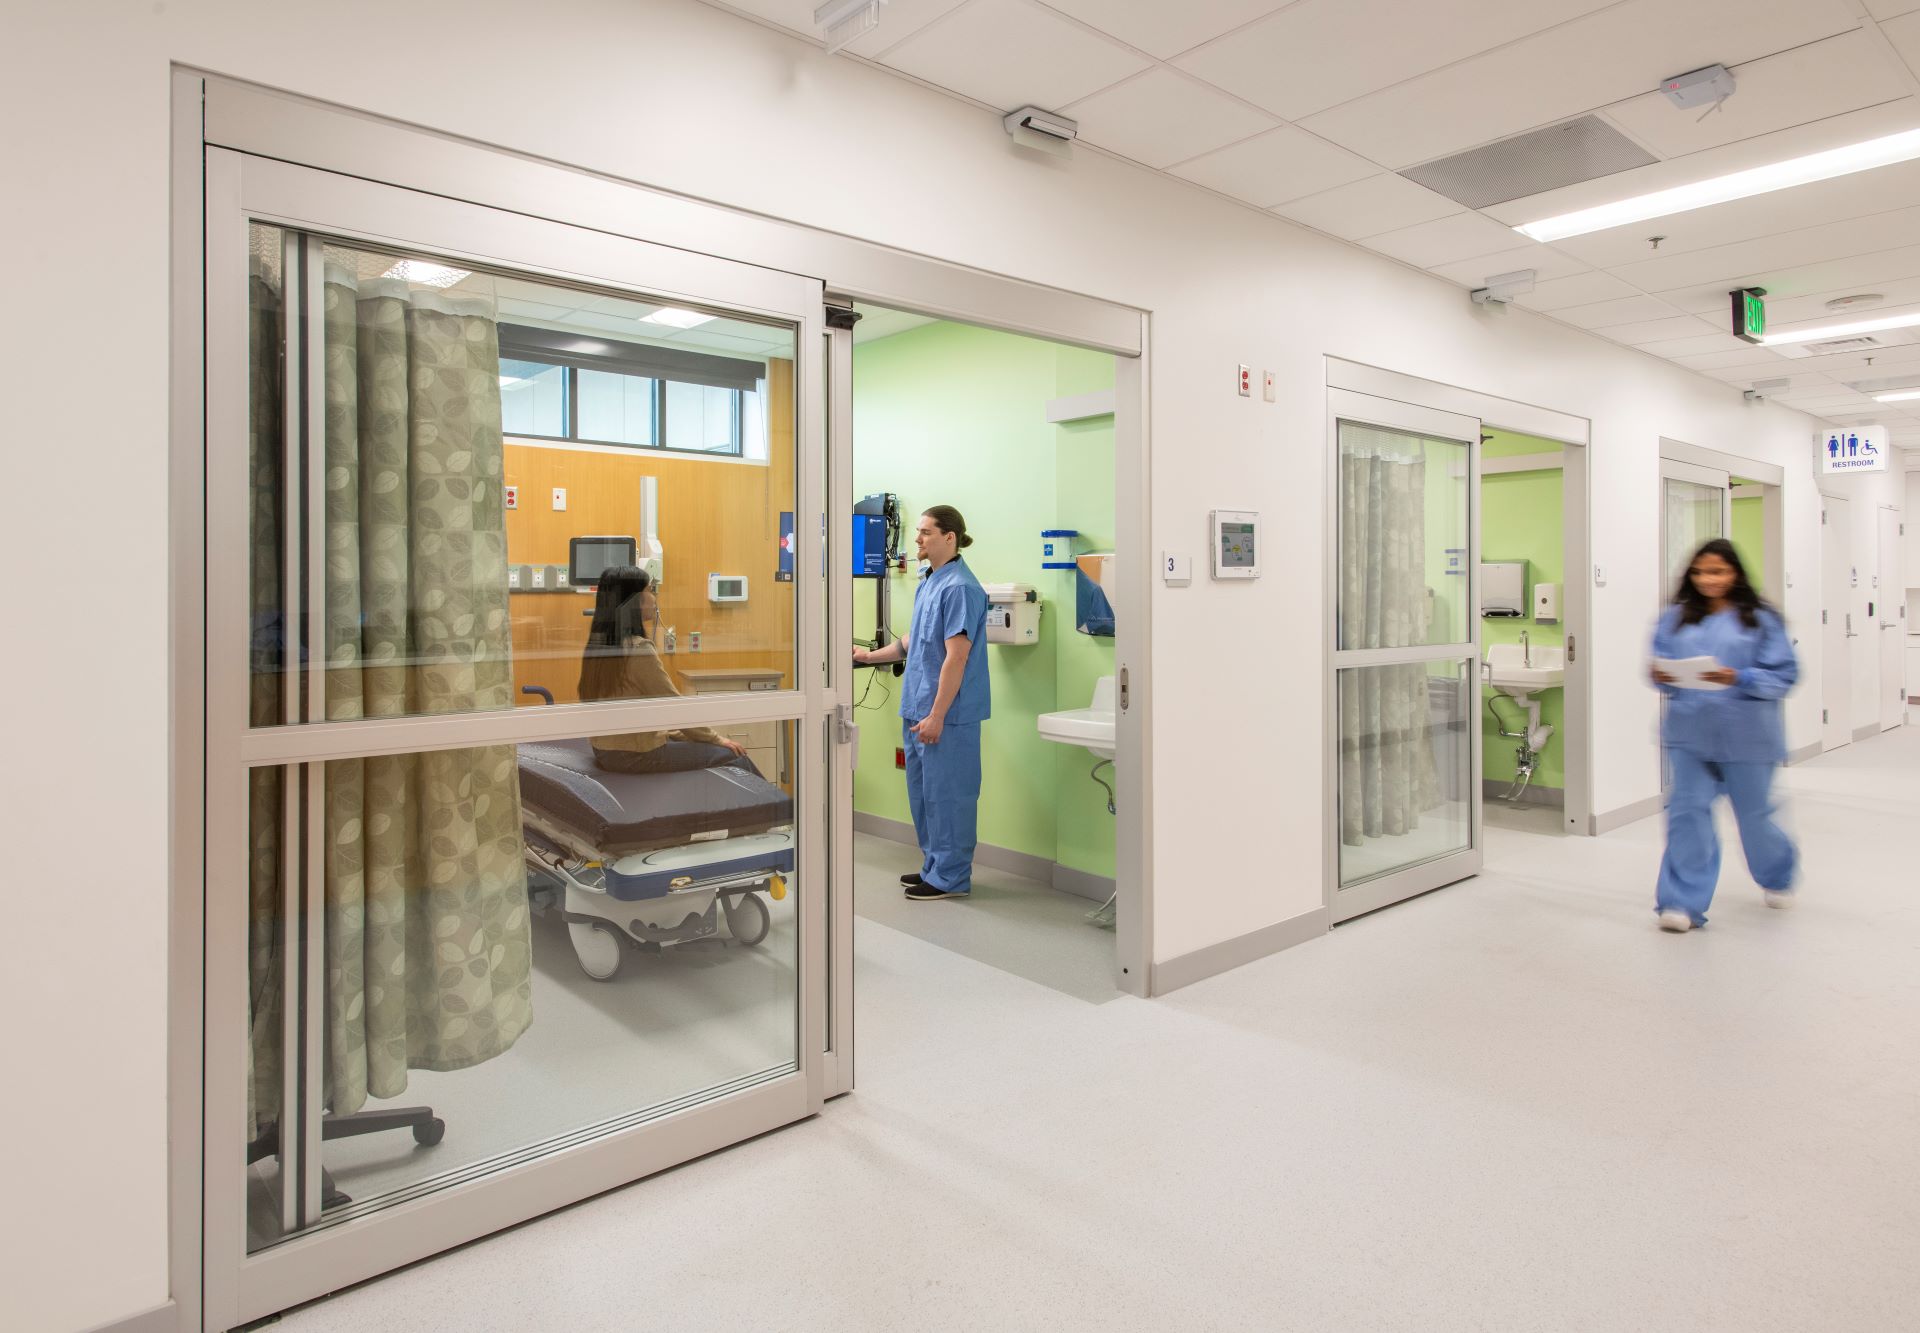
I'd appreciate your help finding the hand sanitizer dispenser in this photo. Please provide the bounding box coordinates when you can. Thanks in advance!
[1533,583,1560,624]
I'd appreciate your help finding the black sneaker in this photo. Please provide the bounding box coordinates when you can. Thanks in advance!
[905,882,968,901]
[899,872,924,888]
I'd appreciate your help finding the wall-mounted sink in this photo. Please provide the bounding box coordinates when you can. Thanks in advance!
[1484,643,1564,698]
[1038,675,1115,761]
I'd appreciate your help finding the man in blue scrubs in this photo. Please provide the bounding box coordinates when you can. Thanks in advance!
[852,505,990,899]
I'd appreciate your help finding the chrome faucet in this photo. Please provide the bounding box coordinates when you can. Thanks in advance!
[1521,629,1531,668]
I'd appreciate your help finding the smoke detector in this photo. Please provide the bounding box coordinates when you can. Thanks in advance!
[1825,293,1886,312]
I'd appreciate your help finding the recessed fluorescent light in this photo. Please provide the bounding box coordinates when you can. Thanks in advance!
[640,307,716,329]
[1513,127,1920,242]
[381,259,471,287]
[1761,310,1920,346]
[1873,389,1920,402]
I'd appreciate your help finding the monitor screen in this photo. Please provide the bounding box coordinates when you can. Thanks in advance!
[569,535,637,588]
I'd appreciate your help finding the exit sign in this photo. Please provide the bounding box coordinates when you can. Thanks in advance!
[1731,287,1766,343]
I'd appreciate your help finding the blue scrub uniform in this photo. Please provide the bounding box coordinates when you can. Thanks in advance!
[1650,604,1800,924]
[901,557,991,894]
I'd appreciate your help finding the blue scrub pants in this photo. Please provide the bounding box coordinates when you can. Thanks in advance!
[903,718,982,894]
[1656,749,1797,925]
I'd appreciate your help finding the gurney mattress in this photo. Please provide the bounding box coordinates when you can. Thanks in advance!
[518,739,790,855]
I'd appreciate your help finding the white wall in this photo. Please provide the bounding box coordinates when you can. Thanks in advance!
[4,1,1896,1326]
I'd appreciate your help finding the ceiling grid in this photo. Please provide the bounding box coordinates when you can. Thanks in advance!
[704,0,1920,449]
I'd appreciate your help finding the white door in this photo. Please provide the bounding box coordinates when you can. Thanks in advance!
[1822,496,1853,751]
[1326,389,1482,923]
[1880,507,1907,731]
[203,149,841,1329]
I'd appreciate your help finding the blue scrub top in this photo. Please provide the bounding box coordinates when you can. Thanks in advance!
[1651,604,1798,763]
[901,557,991,724]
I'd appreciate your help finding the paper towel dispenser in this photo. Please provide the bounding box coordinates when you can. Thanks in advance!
[1480,561,1527,618]
[982,583,1042,645]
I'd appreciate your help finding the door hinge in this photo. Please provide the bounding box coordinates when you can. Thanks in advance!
[1567,635,1576,663]
[834,702,855,743]
[1823,708,1829,723]
[1822,610,1828,624]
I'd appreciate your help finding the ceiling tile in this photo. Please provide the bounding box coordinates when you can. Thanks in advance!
[1066,67,1280,169]
[1424,242,1591,287]
[1633,331,1761,357]
[1299,0,1862,169]
[1485,98,1920,225]
[1548,158,1920,272]
[1174,0,1614,122]
[1594,314,1724,345]
[1867,0,1920,20]
[1552,294,1688,329]
[879,0,1150,113]
[1615,205,1920,293]
[1655,244,1920,314]
[1038,0,1285,59]
[1602,31,1911,160]
[1512,270,1643,310]
[1271,173,1465,239]
[1884,11,1920,76]
[1677,348,1796,371]
[708,0,970,58]
[1360,210,1537,269]
[1169,126,1375,207]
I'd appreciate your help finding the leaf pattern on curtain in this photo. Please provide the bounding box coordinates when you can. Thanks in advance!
[320,264,532,1114]
[1338,426,1443,849]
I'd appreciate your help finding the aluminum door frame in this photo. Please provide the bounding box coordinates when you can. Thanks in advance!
[1822,495,1855,751]
[200,147,834,1331]
[1878,506,1906,731]
[1324,388,1484,925]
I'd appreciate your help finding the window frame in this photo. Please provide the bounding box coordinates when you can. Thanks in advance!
[502,357,748,457]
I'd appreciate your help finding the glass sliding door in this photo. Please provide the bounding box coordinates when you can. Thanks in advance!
[1660,458,1730,598]
[1326,390,1483,923]
[205,150,834,1328]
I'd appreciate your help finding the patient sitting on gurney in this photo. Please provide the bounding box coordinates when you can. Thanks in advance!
[579,566,752,775]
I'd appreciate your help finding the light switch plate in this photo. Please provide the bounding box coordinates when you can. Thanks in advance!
[1262,370,1275,403]
[552,487,567,512]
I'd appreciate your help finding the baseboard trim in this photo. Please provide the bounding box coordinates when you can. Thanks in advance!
[1787,741,1822,766]
[852,812,1114,902]
[87,1302,178,1333]
[1480,779,1564,805]
[1151,906,1329,996]
[1591,794,1663,835]
[1853,722,1880,742]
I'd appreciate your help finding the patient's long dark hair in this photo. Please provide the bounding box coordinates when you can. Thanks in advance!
[1672,538,1771,629]
[579,565,652,701]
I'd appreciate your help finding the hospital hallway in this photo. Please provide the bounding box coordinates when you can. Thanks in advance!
[275,726,1920,1333]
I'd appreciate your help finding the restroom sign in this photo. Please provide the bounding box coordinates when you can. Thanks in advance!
[1818,425,1888,473]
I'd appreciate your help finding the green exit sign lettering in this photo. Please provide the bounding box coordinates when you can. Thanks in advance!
[1731,287,1766,343]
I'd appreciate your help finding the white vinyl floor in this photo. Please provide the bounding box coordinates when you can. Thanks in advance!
[275,727,1920,1332]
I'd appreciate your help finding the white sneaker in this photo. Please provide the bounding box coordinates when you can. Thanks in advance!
[1763,890,1796,910]
[1658,909,1693,933]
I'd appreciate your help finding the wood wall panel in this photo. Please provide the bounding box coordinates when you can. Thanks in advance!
[506,359,796,705]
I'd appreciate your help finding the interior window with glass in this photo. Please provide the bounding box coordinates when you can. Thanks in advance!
[245,233,798,725]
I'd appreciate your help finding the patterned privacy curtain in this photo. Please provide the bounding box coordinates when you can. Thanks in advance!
[1338,425,1441,848]
[247,247,533,1135]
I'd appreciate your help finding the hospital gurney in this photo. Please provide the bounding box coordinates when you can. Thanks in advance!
[516,709,794,981]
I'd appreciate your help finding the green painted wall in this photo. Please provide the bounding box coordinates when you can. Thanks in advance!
[851,321,1117,878]
[1731,495,1765,593]
[1479,430,1565,790]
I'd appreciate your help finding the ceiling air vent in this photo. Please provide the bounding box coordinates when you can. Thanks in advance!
[1402,116,1658,209]
[1804,336,1883,355]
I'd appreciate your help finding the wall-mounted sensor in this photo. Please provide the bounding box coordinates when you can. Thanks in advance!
[1661,63,1735,110]
[1534,583,1560,624]
[1471,269,1536,306]
[1004,105,1078,157]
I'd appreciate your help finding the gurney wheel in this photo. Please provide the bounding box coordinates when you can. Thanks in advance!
[723,892,771,947]
[569,920,626,981]
[414,1117,446,1147]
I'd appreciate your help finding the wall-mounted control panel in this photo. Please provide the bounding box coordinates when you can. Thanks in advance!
[1210,510,1260,580]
